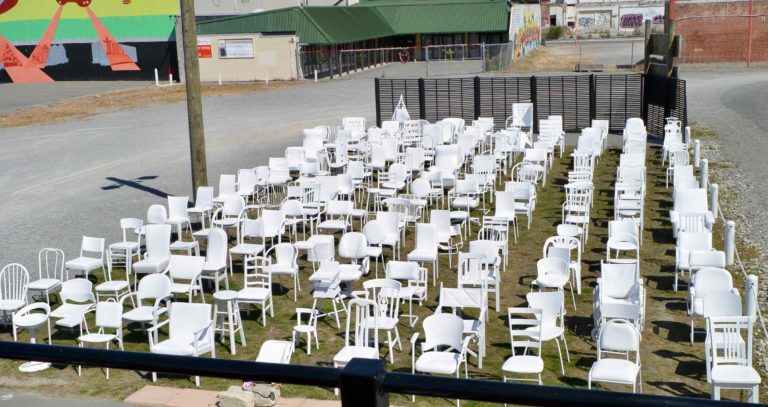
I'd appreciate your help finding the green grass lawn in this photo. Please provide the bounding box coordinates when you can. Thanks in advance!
[1,141,762,406]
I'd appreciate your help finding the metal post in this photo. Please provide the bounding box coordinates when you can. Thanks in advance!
[179,0,208,196]
[630,41,634,68]
[693,139,701,167]
[684,126,691,145]
[725,220,736,266]
[339,358,388,407]
[481,42,486,73]
[710,183,719,220]
[700,158,708,189]
[746,274,758,318]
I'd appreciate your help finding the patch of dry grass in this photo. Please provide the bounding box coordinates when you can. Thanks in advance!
[0,81,303,129]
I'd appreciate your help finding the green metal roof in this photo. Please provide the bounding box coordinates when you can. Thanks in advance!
[197,1,508,45]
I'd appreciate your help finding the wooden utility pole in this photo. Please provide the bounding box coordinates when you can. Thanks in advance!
[179,0,208,197]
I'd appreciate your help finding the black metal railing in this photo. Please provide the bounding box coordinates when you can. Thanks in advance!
[374,74,685,137]
[0,342,750,407]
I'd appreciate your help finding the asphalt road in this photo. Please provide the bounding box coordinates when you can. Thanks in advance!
[0,81,150,114]
[0,79,374,274]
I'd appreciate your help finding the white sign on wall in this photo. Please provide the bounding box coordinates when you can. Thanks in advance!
[218,38,254,59]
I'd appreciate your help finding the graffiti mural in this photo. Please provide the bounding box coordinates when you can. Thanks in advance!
[0,0,178,83]
[618,7,664,30]
[510,4,541,60]
[577,11,610,30]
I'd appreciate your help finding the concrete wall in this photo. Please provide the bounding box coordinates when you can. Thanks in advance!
[675,0,768,63]
[197,33,299,82]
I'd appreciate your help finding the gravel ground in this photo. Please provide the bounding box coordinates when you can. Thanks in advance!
[684,65,768,371]
[0,81,150,114]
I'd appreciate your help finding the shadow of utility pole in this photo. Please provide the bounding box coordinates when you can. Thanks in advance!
[101,176,169,199]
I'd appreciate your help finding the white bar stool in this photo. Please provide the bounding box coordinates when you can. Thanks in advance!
[213,290,246,355]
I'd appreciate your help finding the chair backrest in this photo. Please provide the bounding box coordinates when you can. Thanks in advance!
[422,313,464,351]
[377,211,402,236]
[237,169,257,193]
[708,316,754,367]
[206,228,228,266]
[168,255,205,281]
[600,261,640,300]
[95,300,124,330]
[167,196,189,220]
[414,224,437,254]
[344,298,378,349]
[494,191,516,219]
[508,307,542,356]
[261,209,284,234]
[317,176,341,202]
[60,278,94,304]
[410,178,430,198]
[0,263,29,302]
[281,199,304,218]
[536,258,569,280]
[385,261,422,282]
[192,188,214,208]
[429,209,452,238]
[526,291,563,328]
[221,195,245,217]
[692,268,733,298]
[137,274,171,303]
[120,218,144,242]
[362,278,401,321]
[38,248,65,281]
[145,224,171,259]
[703,291,742,318]
[146,204,168,224]
[608,220,638,239]
[339,232,367,261]
[688,250,726,270]
[469,240,500,266]
[270,243,297,267]
[168,302,212,342]
[81,236,105,256]
[674,188,709,214]
[363,220,387,245]
[598,319,640,356]
[219,174,237,196]
[677,231,713,252]
[295,307,318,328]
[347,161,366,179]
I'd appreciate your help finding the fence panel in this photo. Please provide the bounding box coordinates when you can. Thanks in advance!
[594,74,644,132]
[422,77,476,124]
[375,78,421,125]
[534,75,592,131]
[477,77,533,129]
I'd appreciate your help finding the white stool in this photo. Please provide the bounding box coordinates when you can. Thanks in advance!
[213,290,245,355]
[12,303,52,372]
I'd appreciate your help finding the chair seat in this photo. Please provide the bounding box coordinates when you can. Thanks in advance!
[294,325,316,334]
[364,316,398,330]
[268,264,298,276]
[333,346,379,365]
[350,209,367,218]
[399,286,425,300]
[170,241,199,253]
[171,283,201,294]
[514,202,532,211]
[123,306,166,323]
[407,250,437,263]
[13,313,48,329]
[213,218,239,228]
[238,287,270,302]
[51,303,91,320]
[66,257,102,272]
[29,279,61,292]
[608,242,638,252]
[502,355,544,374]
[0,299,25,313]
[166,217,189,224]
[151,338,201,356]
[711,365,761,385]
[109,241,139,252]
[415,351,461,375]
[366,247,383,257]
[96,281,129,292]
[565,215,589,224]
[78,333,117,344]
[134,258,170,274]
[589,359,640,384]
[535,274,568,288]
[526,324,564,342]
[318,220,348,231]
[452,197,479,209]
[339,265,363,283]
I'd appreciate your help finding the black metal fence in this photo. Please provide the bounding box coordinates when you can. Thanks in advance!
[375,74,685,137]
[0,342,750,407]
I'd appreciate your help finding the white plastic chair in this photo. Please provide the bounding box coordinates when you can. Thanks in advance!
[689,267,738,344]
[149,302,215,387]
[121,274,171,342]
[292,308,319,355]
[265,243,300,301]
[533,258,576,310]
[188,186,214,230]
[593,262,644,335]
[526,291,570,375]
[407,223,439,285]
[338,232,369,289]
[675,231,713,292]
[166,195,192,240]
[213,174,237,204]
[133,224,172,288]
[108,218,142,277]
[385,261,427,327]
[168,255,206,303]
[317,200,353,234]
[77,300,124,378]
[65,236,106,280]
[228,218,266,274]
[588,319,642,393]
[502,307,543,385]
[202,228,229,291]
[28,248,65,304]
[51,278,95,335]
[333,298,380,382]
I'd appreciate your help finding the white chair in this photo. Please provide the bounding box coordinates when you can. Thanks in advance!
[593,262,644,336]
[256,339,295,364]
[121,274,171,342]
[238,255,274,326]
[51,278,95,335]
[466,241,501,312]
[377,211,403,260]
[265,243,300,301]
[149,302,215,387]
[363,220,387,277]
[588,319,642,393]
[526,291,570,375]
[533,258,576,310]
[502,308,543,385]
[410,313,471,405]
[77,300,124,378]
[133,224,172,288]
[12,302,52,372]
[505,181,536,230]
[493,191,520,242]
[449,179,481,238]
[670,188,715,238]
[0,263,29,325]
[407,223,439,285]
[362,278,402,363]
[702,291,743,382]
[188,186,215,229]
[431,209,463,268]
[108,218,142,278]
[167,195,192,240]
[689,267,738,344]
[309,261,345,329]
[675,231,713,292]
[333,298,380,387]
[317,200,353,234]
[211,195,246,234]
[292,307,319,355]
[385,261,427,327]
[168,255,206,303]
[202,228,229,291]
[338,232,369,289]
[213,174,237,204]
[95,259,132,303]
[543,236,582,294]
[708,316,761,402]
[65,236,106,280]
[228,218,266,274]
[28,248,65,304]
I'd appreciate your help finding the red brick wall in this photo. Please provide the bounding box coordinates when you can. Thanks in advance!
[675,0,768,63]
[541,0,551,26]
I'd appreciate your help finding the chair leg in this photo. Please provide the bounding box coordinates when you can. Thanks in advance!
[554,338,565,375]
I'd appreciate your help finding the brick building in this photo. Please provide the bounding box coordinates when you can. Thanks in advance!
[674,0,768,63]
